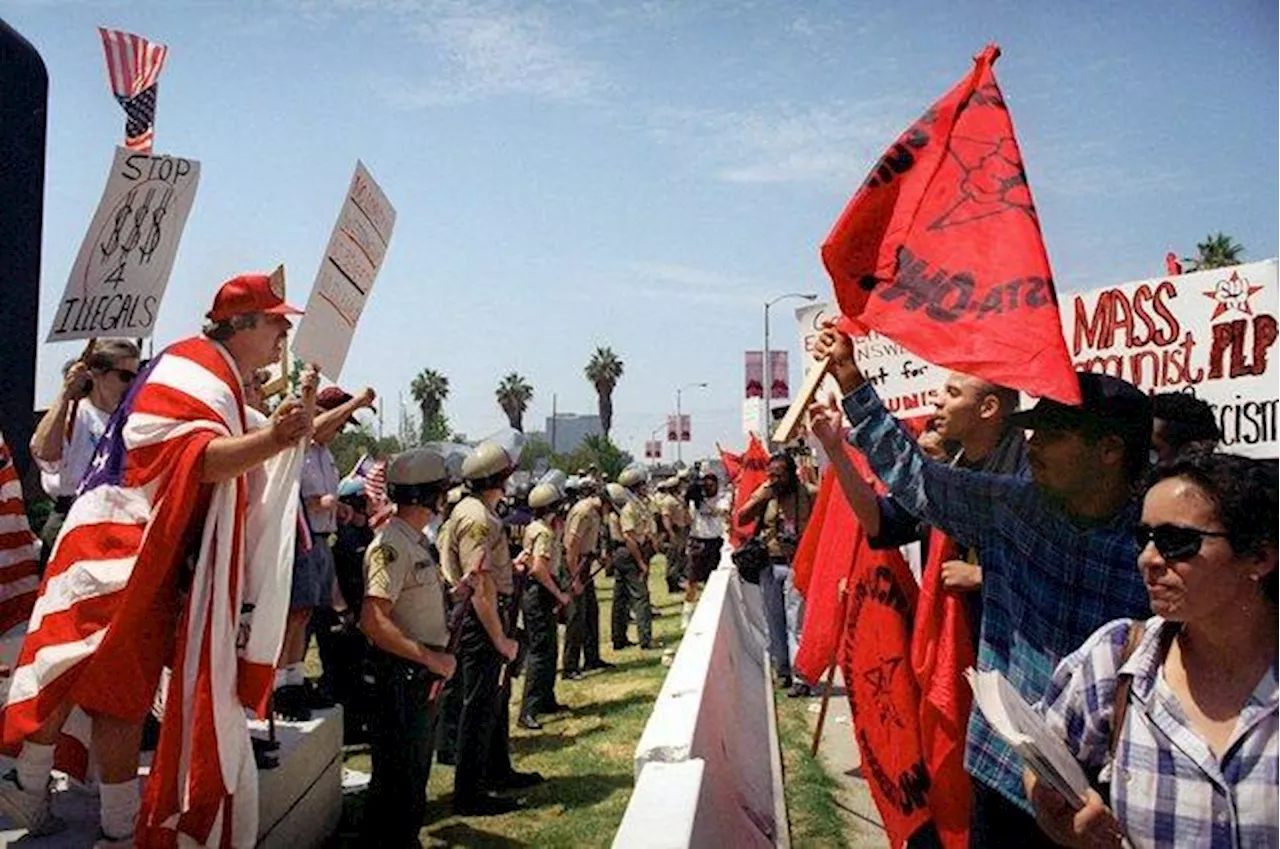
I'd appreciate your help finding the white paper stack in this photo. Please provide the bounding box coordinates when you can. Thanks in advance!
[965,667,1091,807]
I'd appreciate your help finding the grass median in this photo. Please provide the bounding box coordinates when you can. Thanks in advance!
[325,559,685,848]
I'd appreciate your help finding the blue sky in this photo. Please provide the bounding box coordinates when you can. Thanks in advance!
[9,0,1278,463]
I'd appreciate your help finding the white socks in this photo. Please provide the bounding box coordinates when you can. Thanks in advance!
[681,601,695,630]
[99,778,139,840]
[15,741,54,795]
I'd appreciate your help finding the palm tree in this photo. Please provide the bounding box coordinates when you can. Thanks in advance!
[495,372,534,432]
[410,368,449,444]
[1189,232,1245,271]
[584,347,624,437]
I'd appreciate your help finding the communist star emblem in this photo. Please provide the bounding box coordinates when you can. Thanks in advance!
[1203,270,1264,319]
[862,656,905,729]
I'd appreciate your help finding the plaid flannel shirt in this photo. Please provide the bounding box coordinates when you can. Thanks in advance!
[842,384,1152,811]
[1040,617,1278,848]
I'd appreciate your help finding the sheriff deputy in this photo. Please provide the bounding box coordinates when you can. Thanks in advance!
[360,448,456,847]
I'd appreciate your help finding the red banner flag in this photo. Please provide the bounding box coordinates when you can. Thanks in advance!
[717,443,743,483]
[821,44,1080,405]
[727,433,769,547]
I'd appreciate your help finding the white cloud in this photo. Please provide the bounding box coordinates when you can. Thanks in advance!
[285,0,606,106]
[648,99,913,187]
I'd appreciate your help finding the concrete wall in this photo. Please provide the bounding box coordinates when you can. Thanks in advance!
[614,556,788,849]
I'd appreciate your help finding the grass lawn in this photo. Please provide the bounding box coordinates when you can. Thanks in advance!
[323,559,848,848]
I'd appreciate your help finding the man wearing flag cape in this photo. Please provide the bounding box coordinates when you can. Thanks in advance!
[1,270,311,848]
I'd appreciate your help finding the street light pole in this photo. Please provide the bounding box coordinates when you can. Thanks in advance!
[763,292,819,450]
[675,381,709,464]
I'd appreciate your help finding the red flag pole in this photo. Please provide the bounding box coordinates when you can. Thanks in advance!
[810,578,851,757]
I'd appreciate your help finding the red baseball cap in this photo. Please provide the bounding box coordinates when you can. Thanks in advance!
[207,266,303,322]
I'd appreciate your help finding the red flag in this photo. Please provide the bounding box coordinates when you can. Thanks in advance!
[821,44,1080,405]
[727,433,769,547]
[911,530,976,849]
[717,443,743,483]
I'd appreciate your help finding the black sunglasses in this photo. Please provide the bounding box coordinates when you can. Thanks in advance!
[1134,523,1231,561]
[110,368,138,383]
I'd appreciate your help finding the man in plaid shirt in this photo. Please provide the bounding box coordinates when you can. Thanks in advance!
[814,323,1153,846]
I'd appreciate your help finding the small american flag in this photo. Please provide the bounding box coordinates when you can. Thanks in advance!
[98,26,168,153]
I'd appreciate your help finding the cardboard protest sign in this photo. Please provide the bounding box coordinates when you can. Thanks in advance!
[293,161,396,378]
[1066,260,1278,458]
[49,147,200,342]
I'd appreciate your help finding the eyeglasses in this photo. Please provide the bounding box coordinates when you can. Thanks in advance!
[1134,523,1231,561]
[110,368,138,383]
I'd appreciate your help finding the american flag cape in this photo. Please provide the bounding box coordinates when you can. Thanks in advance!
[0,432,40,634]
[2,337,301,847]
[98,27,168,153]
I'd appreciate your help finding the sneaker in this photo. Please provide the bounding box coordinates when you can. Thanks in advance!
[787,681,816,698]
[0,769,64,837]
[516,714,542,731]
[94,828,135,848]
[453,793,523,816]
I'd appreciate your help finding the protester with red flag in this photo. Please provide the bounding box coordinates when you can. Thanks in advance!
[813,322,1153,845]
[821,44,1080,407]
[809,369,1026,849]
[789,443,932,848]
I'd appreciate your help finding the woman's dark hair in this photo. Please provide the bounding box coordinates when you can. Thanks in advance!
[85,338,141,371]
[1152,392,1222,450]
[768,450,797,479]
[388,480,447,510]
[1150,452,1279,602]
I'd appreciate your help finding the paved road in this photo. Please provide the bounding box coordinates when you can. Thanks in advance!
[805,673,889,849]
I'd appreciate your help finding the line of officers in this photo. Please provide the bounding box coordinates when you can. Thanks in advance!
[356,440,692,847]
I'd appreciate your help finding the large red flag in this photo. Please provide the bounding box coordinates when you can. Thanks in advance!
[717,443,744,484]
[911,530,976,849]
[821,44,1080,405]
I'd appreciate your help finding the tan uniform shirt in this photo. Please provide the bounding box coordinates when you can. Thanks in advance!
[565,497,602,565]
[522,519,563,580]
[453,495,514,594]
[436,511,461,587]
[364,515,450,648]
[619,499,651,544]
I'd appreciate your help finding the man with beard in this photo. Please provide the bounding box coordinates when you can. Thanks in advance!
[812,320,1153,847]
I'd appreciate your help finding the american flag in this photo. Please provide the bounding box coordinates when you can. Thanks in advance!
[98,27,168,153]
[0,432,39,634]
[3,337,301,846]
[344,452,391,526]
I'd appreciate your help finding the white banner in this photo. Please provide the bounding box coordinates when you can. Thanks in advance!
[50,147,200,342]
[801,261,1279,457]
[293,161,396,379]
[1067,260,1278,458]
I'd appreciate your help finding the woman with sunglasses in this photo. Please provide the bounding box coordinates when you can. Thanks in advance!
[1027,452,1278,848]
[29,338,140,575]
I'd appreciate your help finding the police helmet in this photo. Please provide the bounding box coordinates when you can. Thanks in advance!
[528,483,563,510]
[617,467,646,490]
[461,441,513,486]
[385,448,448,506]
[605,482,630,508]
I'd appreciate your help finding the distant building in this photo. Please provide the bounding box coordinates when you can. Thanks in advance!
[545,413,602,454]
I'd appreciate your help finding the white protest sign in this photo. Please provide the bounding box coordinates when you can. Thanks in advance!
[293,161,396,379]
[49,147,200,342]
[1066,260,1278,458]
[795,300,938,417]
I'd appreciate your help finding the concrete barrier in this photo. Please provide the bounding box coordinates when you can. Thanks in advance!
[615,555,788,848]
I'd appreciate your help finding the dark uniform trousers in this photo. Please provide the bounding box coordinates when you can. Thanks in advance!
[610,545,652,648]
[664,529,687,591]
[519,583,559,716]
[562,577,601,674]
[364,648,441,848]
[434,598,465,764]
[453,595,515,804]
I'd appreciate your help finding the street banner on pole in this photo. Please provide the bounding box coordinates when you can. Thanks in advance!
[293,161,396,379]
[679,414,691,442]
[50,147,200,342]
[769,351,790,401]
[745,351,764,398]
